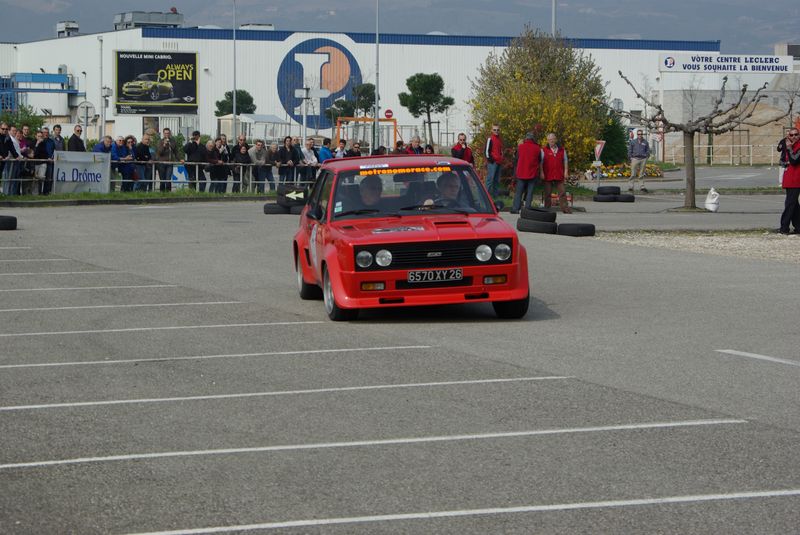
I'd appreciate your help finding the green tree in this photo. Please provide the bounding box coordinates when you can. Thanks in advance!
[470,27,606,179]
[352,83,376,117]
[398,73,454,145]
[0,104,45,132]
[600,112,629,165]
[324,98,357,124]
[214,89,256,117]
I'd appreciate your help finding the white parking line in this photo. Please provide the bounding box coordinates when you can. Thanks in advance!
[0,321,322,338]
[0,301,241,314]
[0,258,70,263]
[0,345,432,369]
[0,271,119,276]
[124,488,800,535]
[0,419,744,470]
[0,376,572,411]
[715,349,800,368]
[0,284,176,293]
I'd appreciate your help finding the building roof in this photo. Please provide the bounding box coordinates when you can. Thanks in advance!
[141,27,721,52]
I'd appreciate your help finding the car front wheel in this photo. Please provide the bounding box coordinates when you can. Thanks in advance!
[323,267,358,321]
[492,292,530,319]
[150,88,159,101]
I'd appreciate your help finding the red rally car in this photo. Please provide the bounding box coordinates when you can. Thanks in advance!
[292,155,530,321]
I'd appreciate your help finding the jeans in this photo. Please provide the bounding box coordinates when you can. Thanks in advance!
[486,162,501,199]
[134,164,152,191]
[780,187,800,232]
[512,178,537,212]
[279,165,294,184]
[157,164,173,192]
[3,161,19,196]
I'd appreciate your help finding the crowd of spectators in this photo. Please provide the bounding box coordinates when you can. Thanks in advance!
[1,121,473,196]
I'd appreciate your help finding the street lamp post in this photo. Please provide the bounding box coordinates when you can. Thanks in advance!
[232,0,237,140]
[98,36,104,139]
[551,0,557,36]
[81,71,87,142]
[373,0,380,151]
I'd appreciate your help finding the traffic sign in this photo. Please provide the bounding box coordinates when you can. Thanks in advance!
[286,190,305,201]
[384,109,394,119]
[594,140,606,161]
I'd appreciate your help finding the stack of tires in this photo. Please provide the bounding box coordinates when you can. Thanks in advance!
[0,215,17,231]
[592,186,635,203]
[515,207,595,237]
[263,184,308,215]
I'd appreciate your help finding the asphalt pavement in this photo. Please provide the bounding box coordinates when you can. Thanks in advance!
[0,195,798,534]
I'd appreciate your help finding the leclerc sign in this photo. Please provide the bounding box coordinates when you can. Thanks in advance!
[659,54,793,73]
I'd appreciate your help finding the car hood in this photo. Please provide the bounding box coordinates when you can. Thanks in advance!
[124,81,150,86]
[331,214,514,244]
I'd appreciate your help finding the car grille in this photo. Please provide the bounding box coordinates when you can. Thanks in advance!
[355,240,512,271]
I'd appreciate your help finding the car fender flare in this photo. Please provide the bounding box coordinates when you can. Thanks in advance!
[321,250,354,309]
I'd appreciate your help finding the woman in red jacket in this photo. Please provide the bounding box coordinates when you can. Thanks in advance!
[541,132,571,214]
[778,128,800,234]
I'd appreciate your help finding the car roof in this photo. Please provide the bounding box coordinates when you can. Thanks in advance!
[321,154,469,173]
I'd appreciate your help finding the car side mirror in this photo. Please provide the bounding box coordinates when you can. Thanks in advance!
[306,204,323,221]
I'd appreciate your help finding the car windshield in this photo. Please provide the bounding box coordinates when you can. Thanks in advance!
[331,164,494,220]
[135,74,157,81]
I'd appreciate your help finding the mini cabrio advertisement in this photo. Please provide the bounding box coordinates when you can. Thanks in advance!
[114,51,197,115]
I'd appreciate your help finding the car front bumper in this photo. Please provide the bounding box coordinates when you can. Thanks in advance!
[332,263,529,309]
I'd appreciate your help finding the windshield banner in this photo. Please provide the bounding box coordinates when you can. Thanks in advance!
[115,51,198,115]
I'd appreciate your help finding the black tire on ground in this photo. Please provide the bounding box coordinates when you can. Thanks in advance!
[615,194,636,203]
[492,292,530,319]
[557,223,596,237]
[597,185,621,195]
[296,253,323,300]
[592,194,617,202]
[516,218,557,234]
[520,207,557,222]
[263,203,289,215]
[323,267,359,321]
[289,205,305,215]
[0,215,17,231]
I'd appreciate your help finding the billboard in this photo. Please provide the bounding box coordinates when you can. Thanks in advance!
[659,54,793,73]
[115,51,197,115]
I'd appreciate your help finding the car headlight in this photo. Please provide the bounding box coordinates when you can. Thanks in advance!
[356,250,373,268]
[494,243,511,261]
[475,244,492,262]
[375,249,393,267]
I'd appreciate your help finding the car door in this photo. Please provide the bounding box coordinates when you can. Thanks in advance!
[305,170,334,282]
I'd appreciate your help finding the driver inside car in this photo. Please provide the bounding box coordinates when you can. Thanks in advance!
[433,172,463,207]
[357,175,383,208]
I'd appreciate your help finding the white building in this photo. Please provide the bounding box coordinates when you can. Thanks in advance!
[0,23,726,146]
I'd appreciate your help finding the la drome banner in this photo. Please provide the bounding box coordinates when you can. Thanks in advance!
[659,54,793,73]
[53,151,111,194]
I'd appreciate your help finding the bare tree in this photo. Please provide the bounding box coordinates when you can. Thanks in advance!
[618,71,796,208]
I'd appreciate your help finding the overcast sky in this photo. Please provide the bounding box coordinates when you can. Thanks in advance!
[2,0,798,54]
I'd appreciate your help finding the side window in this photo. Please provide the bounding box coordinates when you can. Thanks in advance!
[309,171,334,219]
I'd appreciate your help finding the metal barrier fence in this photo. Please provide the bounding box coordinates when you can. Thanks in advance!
[668,144,781,166]
[0,158,319,196]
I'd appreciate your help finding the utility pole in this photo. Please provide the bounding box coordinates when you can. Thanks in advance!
[98,36,104,139]
[551,0,557,36]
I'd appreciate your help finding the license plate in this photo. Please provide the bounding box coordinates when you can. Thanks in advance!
[407,268,463,283]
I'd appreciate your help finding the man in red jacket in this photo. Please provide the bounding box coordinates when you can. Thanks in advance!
[778,127,800,234]
[511,131,544,214]
[484,124,503,205]
[451,132,474,164]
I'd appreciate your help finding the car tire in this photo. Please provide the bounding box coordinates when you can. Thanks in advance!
[597,186,621,195]
[289,205,305,215]
[520,207,556,222]
[0,215,17,231]
[516,218,557,234]
[168,87,174,99]
[493,292,529,319]
[615,194,636,202]
[557,223,596,237]
[263,203,289,215]
[592,194,617,202]
[296,253,323,300]
[150,88,159,101]
[323,266,358,321]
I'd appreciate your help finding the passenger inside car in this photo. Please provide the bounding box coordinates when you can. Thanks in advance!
[434,172,463,207]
